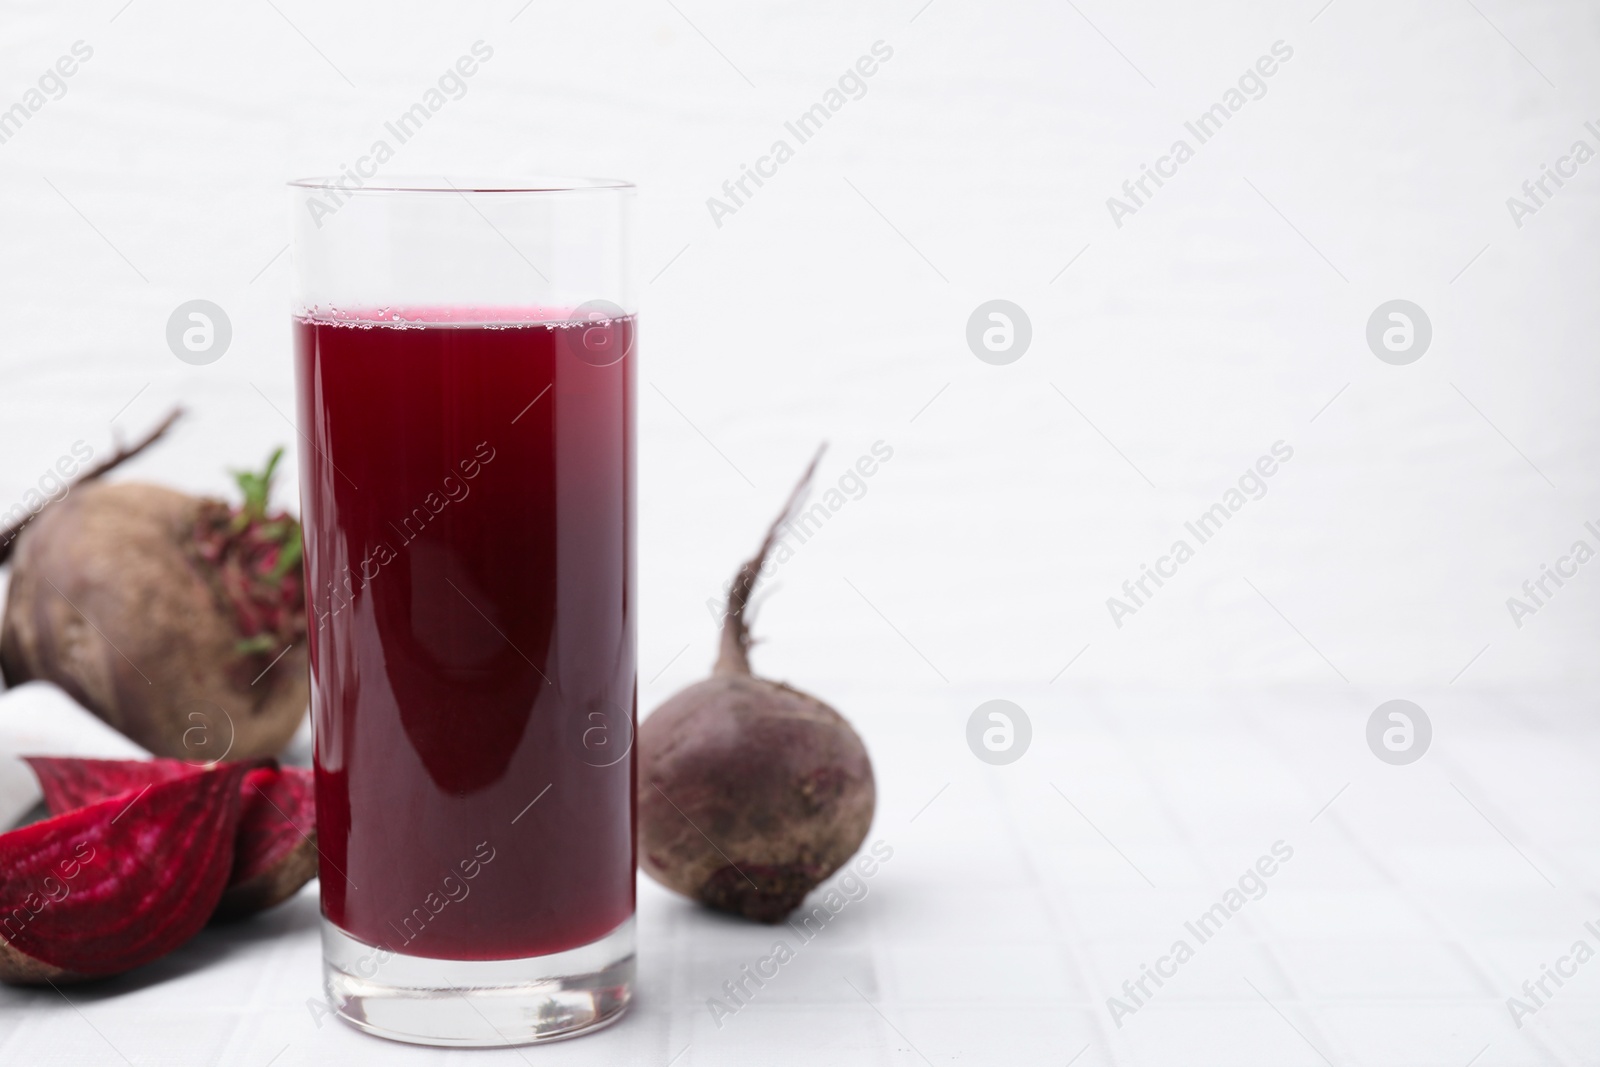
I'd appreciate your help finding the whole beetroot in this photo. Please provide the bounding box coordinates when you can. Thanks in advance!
[0,446,308,761]
[638,450,875,923]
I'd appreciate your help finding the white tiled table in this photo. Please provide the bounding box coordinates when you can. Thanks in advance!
[3,683,1595,1066]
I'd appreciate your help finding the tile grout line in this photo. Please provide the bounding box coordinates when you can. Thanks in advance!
[1089,702,1330,1016]
[1238,693,1582,1067]
[979,767,1118,1058]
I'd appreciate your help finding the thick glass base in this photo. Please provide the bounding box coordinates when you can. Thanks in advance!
[321,916,634,1047]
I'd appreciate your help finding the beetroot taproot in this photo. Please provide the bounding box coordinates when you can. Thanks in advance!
[1,449,308,761]
[23,756,317,918]
[637,450,876,923]
[0,762,252,984]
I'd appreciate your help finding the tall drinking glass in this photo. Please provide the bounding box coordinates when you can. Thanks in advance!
[289,177,636,1046]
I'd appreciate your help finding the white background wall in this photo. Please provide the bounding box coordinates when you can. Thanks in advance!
[1,0,1596,710]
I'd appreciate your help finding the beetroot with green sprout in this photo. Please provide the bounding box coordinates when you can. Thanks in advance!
[1,442,308,760]
[637,449,876,923]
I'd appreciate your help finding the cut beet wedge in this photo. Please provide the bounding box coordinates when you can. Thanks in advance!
[0,763,251,984]
[216,765,317,919]
[24,755,195,810]
[24,756,317,919]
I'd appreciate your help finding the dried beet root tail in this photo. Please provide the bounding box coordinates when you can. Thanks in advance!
[698,863,822,924]
[714,444,827,679]
[0,408,183,567]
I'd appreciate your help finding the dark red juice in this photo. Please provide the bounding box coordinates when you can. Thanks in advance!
[294,312,635,961]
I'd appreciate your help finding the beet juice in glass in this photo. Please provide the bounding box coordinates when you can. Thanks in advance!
[289,177,635,1047]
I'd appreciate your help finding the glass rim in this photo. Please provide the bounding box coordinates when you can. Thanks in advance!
[287,175,634,194]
